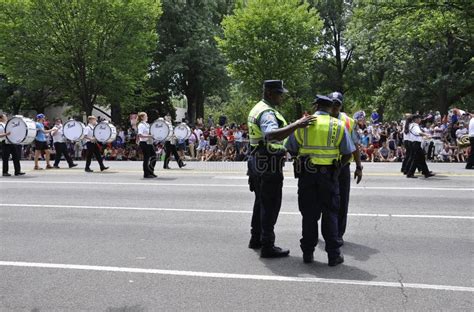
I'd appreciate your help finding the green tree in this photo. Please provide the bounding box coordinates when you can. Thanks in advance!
[150,0,233,124]
[217,0,323,118]
[0,0,161,120]
[349,1,473,118]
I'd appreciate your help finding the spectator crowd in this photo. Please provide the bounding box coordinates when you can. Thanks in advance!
[19,109,473,165]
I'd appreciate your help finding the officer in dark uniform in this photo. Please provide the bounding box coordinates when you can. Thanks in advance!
[247,80,315,258]
[328,92,363,244]
[286,95,355,266]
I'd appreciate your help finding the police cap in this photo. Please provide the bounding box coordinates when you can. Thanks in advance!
[312,94,333,106]
[328,91,343,105]
[263,80,288,93]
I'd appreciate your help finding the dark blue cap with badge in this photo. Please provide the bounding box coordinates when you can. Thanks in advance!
[312,94,333,105]
[263,80,288,93]
[328,91,343,105]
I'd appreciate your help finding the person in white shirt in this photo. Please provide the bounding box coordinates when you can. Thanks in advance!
[1,113,25,176]
[137,112,157,178]
[406,115,434,178]
[51,118,77,169]
[455,122,468,139]
[84,116,108,173]
[466,114,474,169]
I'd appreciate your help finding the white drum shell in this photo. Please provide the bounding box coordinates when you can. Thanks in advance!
[5,116,37,145]
[93,122,117,143]
[0,123,5,142]
[63,120,86,141]
[150,120,173,141]
[174,123,192,140]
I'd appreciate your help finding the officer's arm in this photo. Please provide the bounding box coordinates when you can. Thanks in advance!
[263,113,316,142]
[339,128,356,167]
[351,125,363,168]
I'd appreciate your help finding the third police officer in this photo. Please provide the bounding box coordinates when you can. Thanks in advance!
[247,80,315,258]
[286,95,355,266]
[328,92,363,245]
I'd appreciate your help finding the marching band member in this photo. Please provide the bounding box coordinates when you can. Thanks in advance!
[137,112,157,178]
[0,113,25,176]
[84,116,109,173]
[51,118,77,169]
[34,113,54,170]
[406,115,434,178]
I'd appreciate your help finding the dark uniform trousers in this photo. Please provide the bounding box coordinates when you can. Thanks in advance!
[298,167,342,259]
[53,142,74,167]
[466,137,474,169]
[164,141,183,168]
[249,154,284,247]
[407,141,429,175]
[139,141,157,176]
[85,142,105,170]
[1,143,21,174]
[401,140,411,173]
[337,163,351,240]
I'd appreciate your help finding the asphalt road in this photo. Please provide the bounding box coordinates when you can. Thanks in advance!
[0,161,473,311]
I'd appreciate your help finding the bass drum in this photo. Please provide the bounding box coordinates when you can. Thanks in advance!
[63,120,86,141]
[0,123,5,142]
[5,115,37,145]
[174,123,192,140]
[93,121,117,143]
[150,119,173,142]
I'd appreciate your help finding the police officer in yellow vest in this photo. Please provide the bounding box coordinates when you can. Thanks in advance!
[328,92,363,245]
[286,95,355,266]
[247,80,315,258]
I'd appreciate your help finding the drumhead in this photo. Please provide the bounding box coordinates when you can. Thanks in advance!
[150,120,173,141]
[63,120,85,141]
[94,122,117,143]
[6,116,37,144]
[0,123,5,142]
[174,123,191,140]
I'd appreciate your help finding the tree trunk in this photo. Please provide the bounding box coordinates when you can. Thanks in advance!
[111,101,121,124]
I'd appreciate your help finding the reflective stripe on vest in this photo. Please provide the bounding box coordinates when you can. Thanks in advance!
[248,100,288,150]
[295,114,344,165]
[340,113,355,162]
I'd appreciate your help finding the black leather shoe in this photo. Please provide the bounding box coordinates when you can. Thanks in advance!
[328,255,344,267]
[179,163,186,168]
[260,246,290,258]
[85,168,94,173]
[248,238,262,249]
[163,166,171,169]
[100,166,109,171]
[303,253,314,263]
[144,175,155,178]
[69,164,78,168]
[424,172,435,178]
[14,172,25,176]
[151,174,158,178]
[406,174,417,178]
[3,173,11,177]
[53,165,60,169]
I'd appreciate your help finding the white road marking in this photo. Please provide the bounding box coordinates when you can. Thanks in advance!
[0,261,472,292]
[0,180,472,191]
[1,203,472,220]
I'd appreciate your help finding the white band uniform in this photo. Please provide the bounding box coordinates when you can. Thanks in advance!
[93,121,117,143]
[5,115,37,145]
[63,120,86,141]
[150,119,173,142]
[174,123,192,140]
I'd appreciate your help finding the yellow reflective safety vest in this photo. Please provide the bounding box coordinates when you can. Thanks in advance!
[295,114,344,165]
[248,100,288,152]
[339,112,356,162]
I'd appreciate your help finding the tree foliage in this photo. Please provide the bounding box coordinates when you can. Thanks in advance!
[217,0,324,118]
[0,0,161,119]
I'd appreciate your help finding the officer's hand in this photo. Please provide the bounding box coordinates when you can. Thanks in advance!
[296,115,317,128]
[354,168,363,184]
